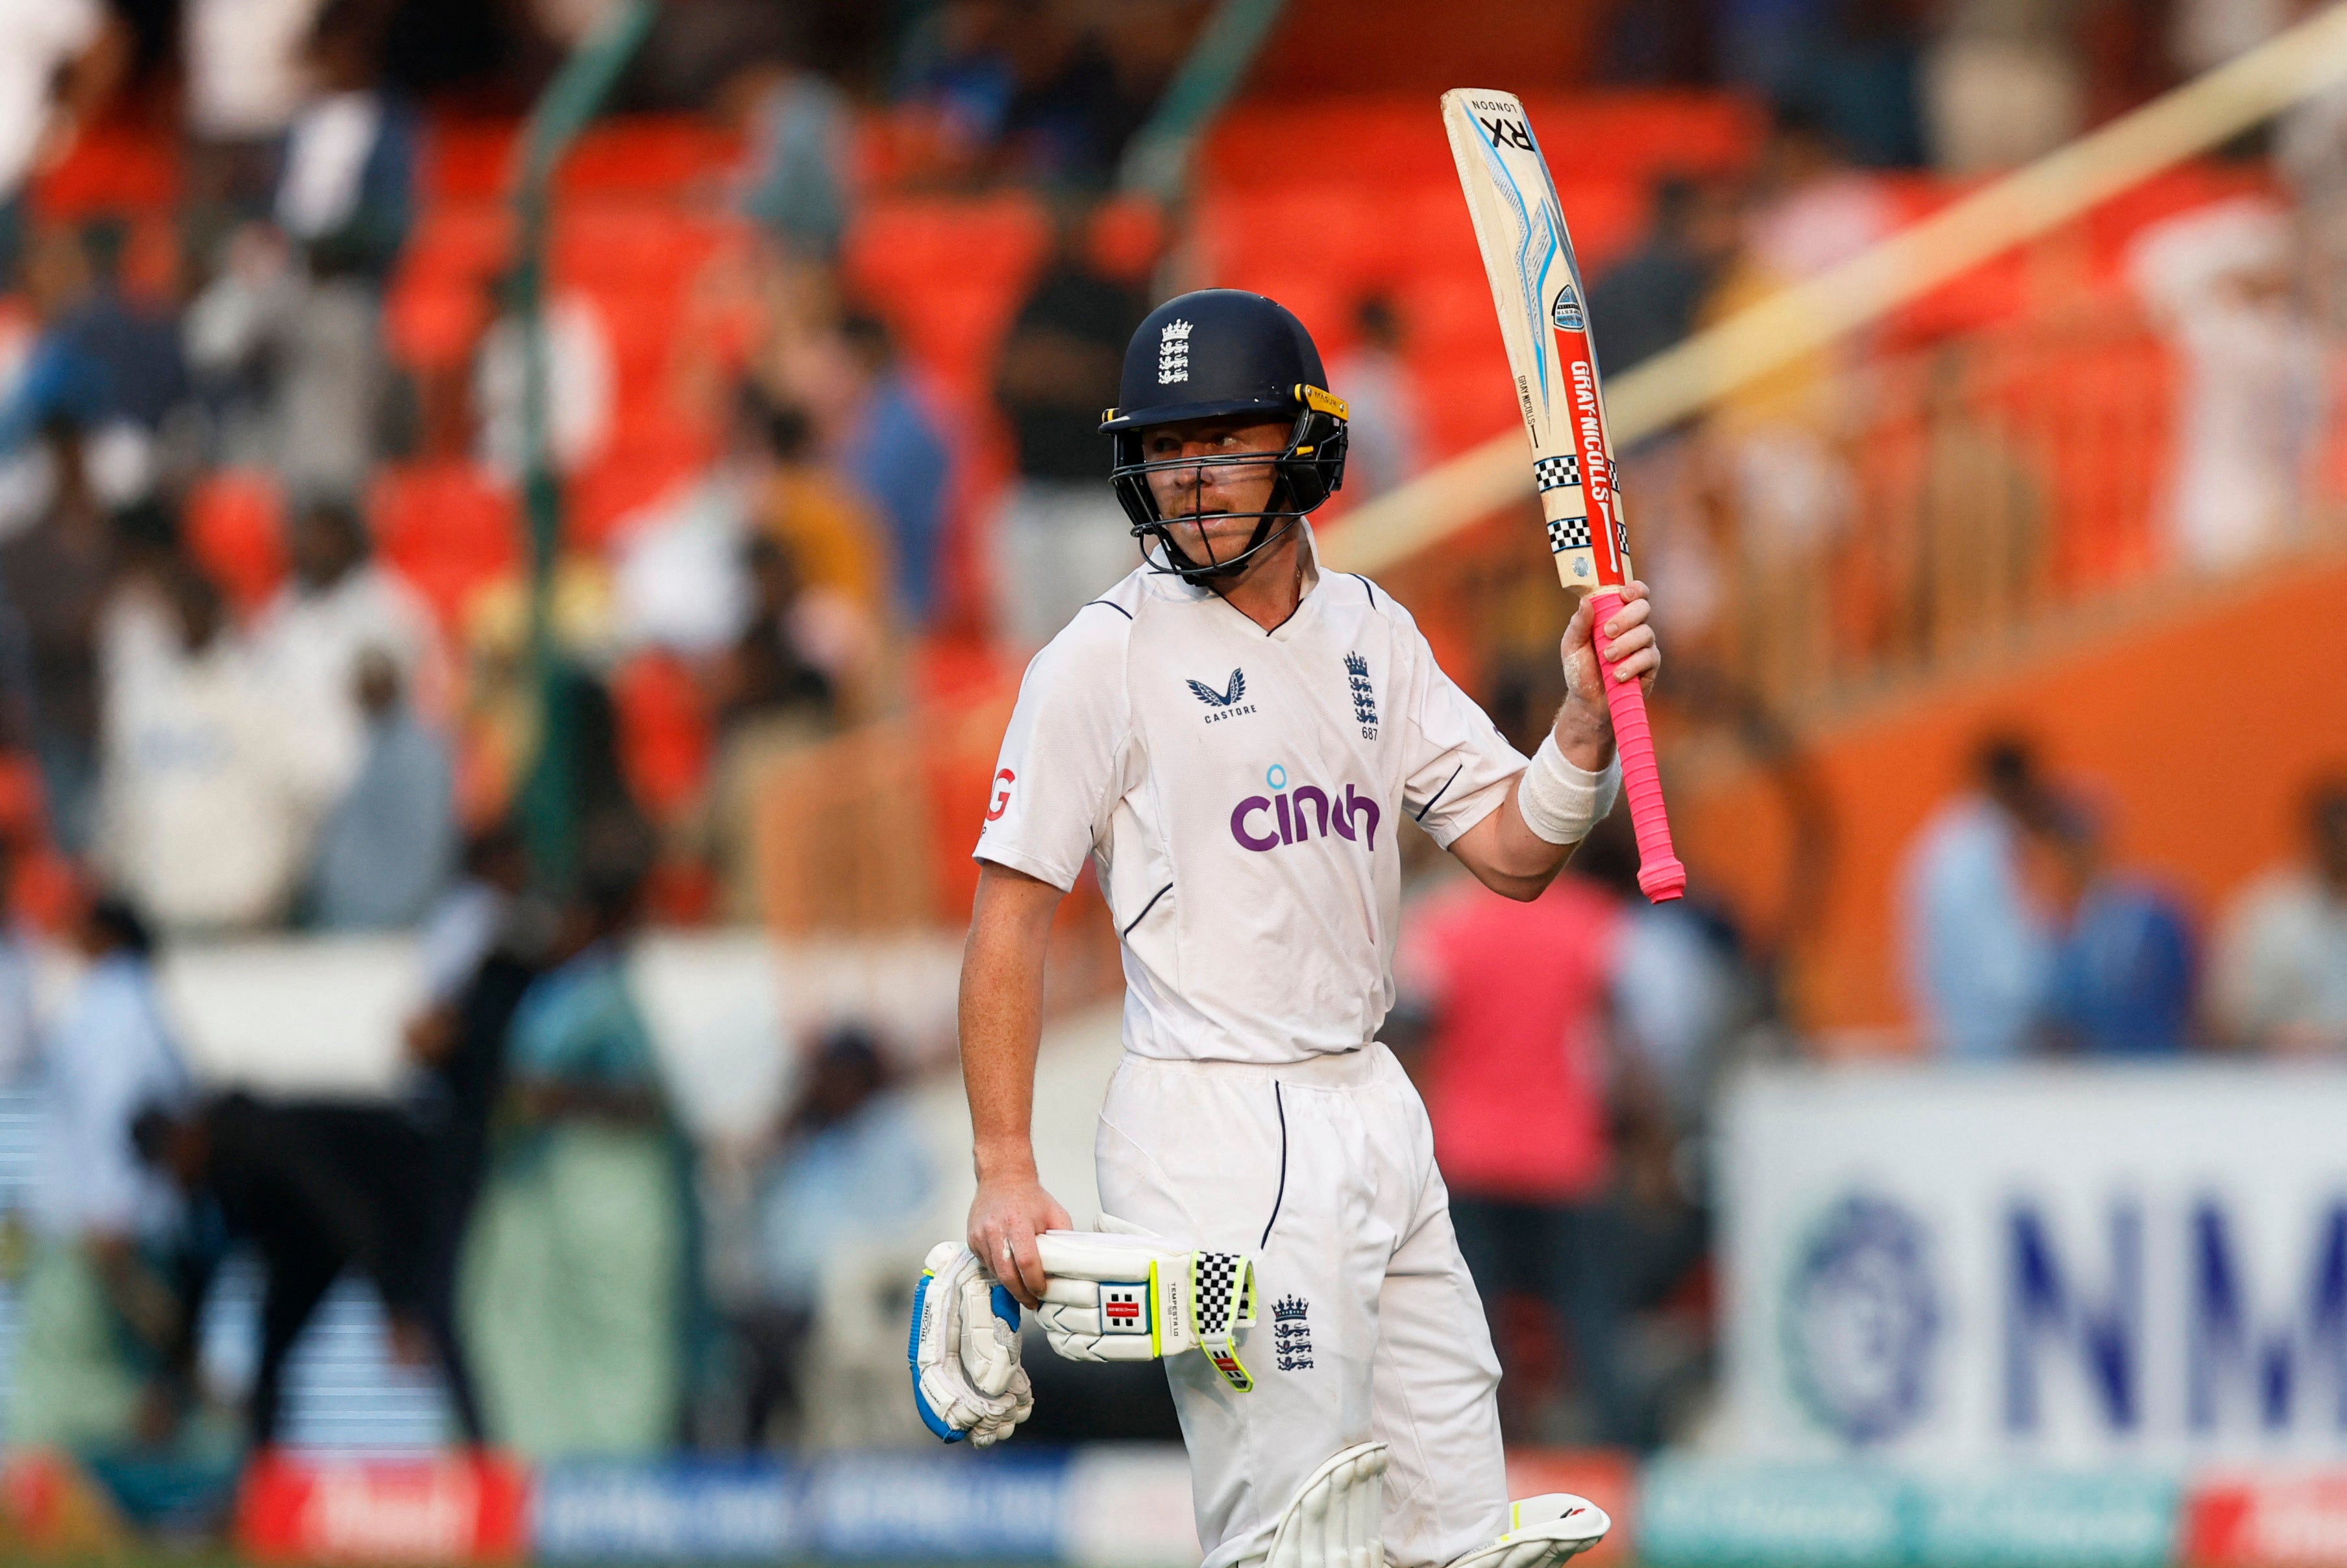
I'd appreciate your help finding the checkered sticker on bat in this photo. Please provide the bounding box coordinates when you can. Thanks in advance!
[1534,453,1582,493]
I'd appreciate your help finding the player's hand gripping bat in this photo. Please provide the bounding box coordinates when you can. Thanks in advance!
[1442,88,1686,902]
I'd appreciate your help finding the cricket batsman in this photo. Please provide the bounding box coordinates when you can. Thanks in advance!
[911,289,1659,1568]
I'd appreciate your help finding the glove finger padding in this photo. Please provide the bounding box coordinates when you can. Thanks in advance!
[909,1242,1033,1445]
[1034,1222,1259,1391]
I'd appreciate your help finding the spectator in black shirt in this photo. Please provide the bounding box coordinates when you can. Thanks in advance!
[989,204,1146,648]
[136,1093,482,1447]
[1588,177,1741,387]
[0,417,116,855]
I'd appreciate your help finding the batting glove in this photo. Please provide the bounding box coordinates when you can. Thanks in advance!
[1035,1218,1260,1392]
[909,1241,1033,1445]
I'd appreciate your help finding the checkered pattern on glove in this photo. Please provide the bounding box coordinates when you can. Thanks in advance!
[1034,1222,1260,1392]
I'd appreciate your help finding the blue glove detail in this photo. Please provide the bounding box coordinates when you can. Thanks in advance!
[908,1271,968,1443]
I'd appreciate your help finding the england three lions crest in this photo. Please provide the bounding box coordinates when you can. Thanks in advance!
[1158,318,1192,385]
[1344,652,1378,740]
[1273,1294,1313,1371]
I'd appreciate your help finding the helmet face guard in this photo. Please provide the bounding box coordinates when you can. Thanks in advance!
[1106,399,1349,581]
[1099,290,1351,584]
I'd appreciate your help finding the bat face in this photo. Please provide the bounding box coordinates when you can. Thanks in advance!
[1442,88,1632,595]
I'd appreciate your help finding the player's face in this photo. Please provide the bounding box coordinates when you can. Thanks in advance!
[1142,415,1292,561]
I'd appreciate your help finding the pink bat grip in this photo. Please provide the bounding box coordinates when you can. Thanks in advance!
[1588,590,1685,903]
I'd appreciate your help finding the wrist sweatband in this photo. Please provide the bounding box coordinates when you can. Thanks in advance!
[1517,733,1621,846]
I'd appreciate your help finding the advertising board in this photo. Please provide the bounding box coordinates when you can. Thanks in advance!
[1721,1066,2347,1465]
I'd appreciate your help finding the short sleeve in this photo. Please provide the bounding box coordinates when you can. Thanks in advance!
[1398,628,1527,848]
[973,615,1130,890]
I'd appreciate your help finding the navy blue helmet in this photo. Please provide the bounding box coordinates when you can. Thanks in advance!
[1099,289,1348,580]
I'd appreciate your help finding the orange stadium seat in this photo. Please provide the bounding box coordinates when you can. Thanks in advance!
[0,753,42,841]
[384,277,492,373]
[369,463,519,627]
[31,125,177,217]
[612,650,713,822]
[404,205,515,284]
[589,286,682,388]
[557,119,740,199]
[1085,196,1168,282]
[844,193,1048,305]
[1549,177,1649,275]
[184,470,288,615]
[2084,164,2279,285]
[569,429,709,550]
[1395,271,1506,359]
[1200,92,1760,195]
[878,276,1032,404]
[421,118,519,204]
[552,207,719,293]
[1411,357,1520,458]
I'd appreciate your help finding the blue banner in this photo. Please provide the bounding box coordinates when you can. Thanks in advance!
[535,1459,798,1562]
[805,1451,1074,1561]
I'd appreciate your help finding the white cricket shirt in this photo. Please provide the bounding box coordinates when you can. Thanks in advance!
[976,537,1527,1064]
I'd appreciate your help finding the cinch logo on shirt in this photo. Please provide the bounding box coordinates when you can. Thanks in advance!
[1230,763,1380,853]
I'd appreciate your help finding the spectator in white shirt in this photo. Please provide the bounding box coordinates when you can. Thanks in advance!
[474,276,614,484]
[269,6,416,501]
[2129,198,2329,571]
[182,0,329,274]
[2209,779,2347,1055]
[10,897,193,1448]
[98,559,312,932]
[252,496,447,809]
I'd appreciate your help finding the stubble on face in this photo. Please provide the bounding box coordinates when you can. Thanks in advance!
[1142,416,1290,564]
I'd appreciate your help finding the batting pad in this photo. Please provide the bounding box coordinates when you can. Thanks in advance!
[1266,1441,1390,1568]
[1442,1495,1611,1568]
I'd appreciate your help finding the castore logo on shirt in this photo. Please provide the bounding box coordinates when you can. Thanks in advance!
[1229,763,1380,853]
[1187,668,1256,724]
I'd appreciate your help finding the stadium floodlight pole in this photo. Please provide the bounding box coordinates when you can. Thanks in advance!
[1323,0,2347,578]
[508,0,655,886]
[1116,0,1291,202]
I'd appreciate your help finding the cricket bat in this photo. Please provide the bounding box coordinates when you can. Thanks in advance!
[1442,88,1686,902]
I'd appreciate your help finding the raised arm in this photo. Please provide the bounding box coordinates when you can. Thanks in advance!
[960,860,1075,1308]
[1448,583,1659,900]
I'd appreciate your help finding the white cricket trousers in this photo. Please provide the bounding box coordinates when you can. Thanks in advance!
[1094,1045,1510,1568]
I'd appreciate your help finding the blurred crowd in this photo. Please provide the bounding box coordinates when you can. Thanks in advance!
[0,0,1211,949]
[1594,132,2335,720]
[12,822,954,1462]
[0,0,2332,940]
[8,747,1767,1469]
[1903,738,2347,1060]
[0,0,1180,1486]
